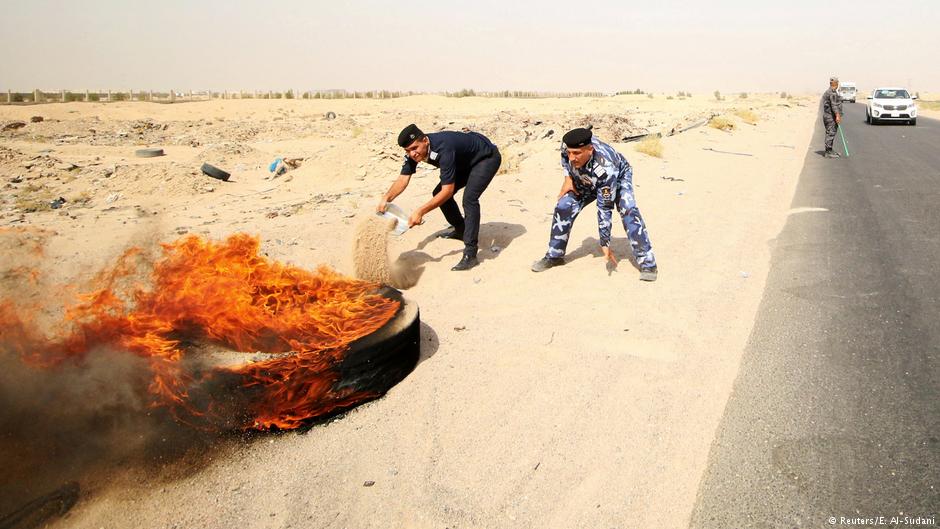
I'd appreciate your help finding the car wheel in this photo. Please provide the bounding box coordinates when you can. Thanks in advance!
[866,112,871,124]
[910,118,917,126]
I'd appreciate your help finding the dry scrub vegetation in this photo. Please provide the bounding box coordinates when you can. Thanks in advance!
[733,109,759,125]
[709,116,736,131]
[919,100,940,111]
[634,135,664,158]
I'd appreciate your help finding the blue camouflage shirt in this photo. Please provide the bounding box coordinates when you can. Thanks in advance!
[560,137,631,247]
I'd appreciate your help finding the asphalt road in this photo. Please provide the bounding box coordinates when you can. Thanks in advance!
[689,102,940,528]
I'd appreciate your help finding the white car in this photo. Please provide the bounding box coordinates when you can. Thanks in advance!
[838,82,857,103]
[867,87,917,125]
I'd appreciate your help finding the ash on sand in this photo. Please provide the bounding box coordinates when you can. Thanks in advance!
[353,215,421,289]
[0,342,215,521]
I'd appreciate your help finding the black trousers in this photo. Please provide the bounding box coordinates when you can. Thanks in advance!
[431,149,501,256]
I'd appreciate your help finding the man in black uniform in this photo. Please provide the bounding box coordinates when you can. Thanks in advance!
[377,124,501,271]
[822,76,843,158]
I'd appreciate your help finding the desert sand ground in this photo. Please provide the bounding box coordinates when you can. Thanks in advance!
[1,93,817,528]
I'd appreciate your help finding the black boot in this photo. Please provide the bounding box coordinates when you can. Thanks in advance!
[531,256,565,272]
[451,251,479,271]
[437,226,465,240]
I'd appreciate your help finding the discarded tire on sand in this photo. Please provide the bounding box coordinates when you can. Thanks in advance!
[134,148,164,158]
[200,162,230,181]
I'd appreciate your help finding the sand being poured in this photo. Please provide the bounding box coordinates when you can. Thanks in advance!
[352,215,421,289]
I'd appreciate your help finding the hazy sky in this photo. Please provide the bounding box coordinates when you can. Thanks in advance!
[2,0,938,94]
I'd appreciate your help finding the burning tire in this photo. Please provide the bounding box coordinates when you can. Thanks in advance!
[334,287,420,396]
[3,234,419,432]
[200,286,420,430]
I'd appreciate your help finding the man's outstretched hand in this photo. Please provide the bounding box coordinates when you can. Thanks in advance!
[602,246,617,268]
[408,210,425,228]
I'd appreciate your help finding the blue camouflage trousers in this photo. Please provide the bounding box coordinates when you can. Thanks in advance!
[545,176,656,268]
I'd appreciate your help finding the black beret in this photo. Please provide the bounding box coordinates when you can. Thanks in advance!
[397,124,424,148]
[563,128,592,148]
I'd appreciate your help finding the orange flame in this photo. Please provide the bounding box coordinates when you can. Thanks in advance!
[0,234,400,430]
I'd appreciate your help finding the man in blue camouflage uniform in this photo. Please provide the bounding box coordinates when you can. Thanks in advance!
[531,127,657,281]
[822,76,844,158]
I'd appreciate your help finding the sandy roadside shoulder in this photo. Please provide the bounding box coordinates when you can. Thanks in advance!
[1,96,817,529]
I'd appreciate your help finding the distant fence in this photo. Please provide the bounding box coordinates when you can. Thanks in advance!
[1,90,299,104]
[2,88,613,104]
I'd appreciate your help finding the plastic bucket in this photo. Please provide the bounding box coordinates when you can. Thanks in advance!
[377,203,409,236]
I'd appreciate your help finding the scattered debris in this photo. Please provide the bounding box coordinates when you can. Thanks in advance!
[581,114,646,142]
[669,113,719,136]
[268,157,304,177]
[363,481,375,487]
[660,176,685,182]
[49,197,67,209]
[269,158,288,176]
[30,116,44,123]
[2,121,27,132]
[702,147,753,157]
[325,111,337,120]
[623,132,659,143]
[224,187,279,198]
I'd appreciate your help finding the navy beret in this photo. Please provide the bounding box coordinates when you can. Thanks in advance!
[563,127,592,148]
[397,124,425,147]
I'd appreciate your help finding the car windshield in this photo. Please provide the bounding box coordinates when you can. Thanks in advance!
[875,90,910,99]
